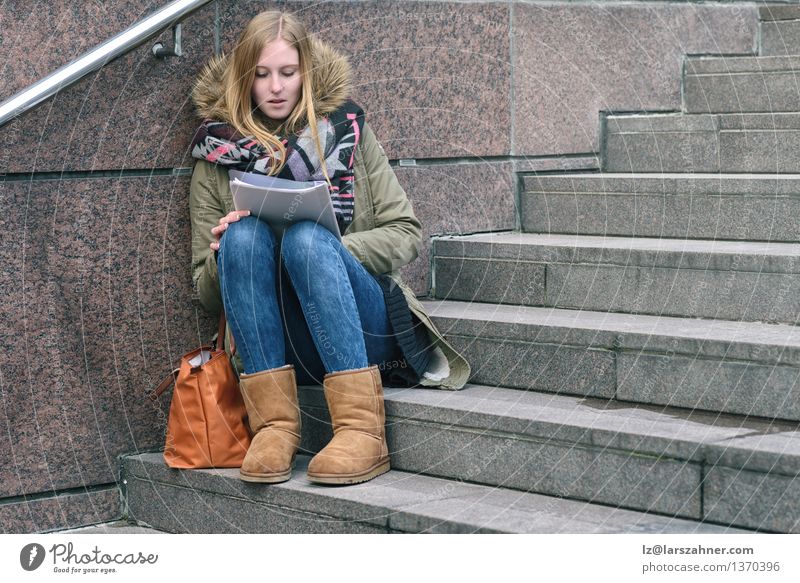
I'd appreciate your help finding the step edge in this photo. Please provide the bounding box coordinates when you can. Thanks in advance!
[121,454,749,534]
[422,300,800,346]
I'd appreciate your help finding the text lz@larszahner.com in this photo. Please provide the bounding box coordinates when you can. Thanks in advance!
[49,543,158,573]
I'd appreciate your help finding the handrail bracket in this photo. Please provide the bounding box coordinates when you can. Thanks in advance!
[152,23,183,58]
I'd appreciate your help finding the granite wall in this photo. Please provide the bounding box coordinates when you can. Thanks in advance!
[0,0,757,532]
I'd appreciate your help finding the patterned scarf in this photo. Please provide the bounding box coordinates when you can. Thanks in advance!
[191,100,365,234]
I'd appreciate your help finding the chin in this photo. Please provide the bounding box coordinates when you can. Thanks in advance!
[259,109,288,123]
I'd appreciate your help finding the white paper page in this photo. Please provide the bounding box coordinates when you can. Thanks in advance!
[228,171,341,240]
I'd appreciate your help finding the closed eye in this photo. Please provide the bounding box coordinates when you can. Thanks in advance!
[255,69,298,79]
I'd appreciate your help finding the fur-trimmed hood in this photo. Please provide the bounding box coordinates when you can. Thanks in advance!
[191,36,352,120]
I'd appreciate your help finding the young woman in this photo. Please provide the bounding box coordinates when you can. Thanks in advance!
[188,10,469,486]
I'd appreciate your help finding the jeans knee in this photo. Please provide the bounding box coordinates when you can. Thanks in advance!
[219,216,276,267]
[281,220,330,268]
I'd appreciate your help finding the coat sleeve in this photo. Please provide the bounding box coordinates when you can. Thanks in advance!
[341,123,422,275]
[189,160,225,315]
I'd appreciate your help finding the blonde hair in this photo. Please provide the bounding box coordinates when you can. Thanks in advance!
[223,11,328,179]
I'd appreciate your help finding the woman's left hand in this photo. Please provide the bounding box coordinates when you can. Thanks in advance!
[210,209,251,251]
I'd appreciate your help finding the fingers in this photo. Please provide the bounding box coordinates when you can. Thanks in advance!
[229,209,251,220]
[209,210,250,250]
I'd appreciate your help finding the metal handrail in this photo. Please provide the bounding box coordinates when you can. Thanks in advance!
[0,0,214,128]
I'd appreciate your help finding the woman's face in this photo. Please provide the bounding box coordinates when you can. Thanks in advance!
[251,38,302,122]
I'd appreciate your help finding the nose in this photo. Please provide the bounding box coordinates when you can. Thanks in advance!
[270,75,283,94]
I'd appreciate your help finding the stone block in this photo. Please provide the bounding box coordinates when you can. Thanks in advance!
[704,427,800,477]
[522,174,800,242]
[121,449,732,534]
[521,189,800,243]
[298,404,331,455]
[382,383,800,479]
[760,5,800,21]
[126,474,386,533]
[719,112,800,131]
[388,420,702,519]
[605,112,800,173]
[512,156,599,174]
[445,335,615,398]
[433,256,546,305]
[426,300,800,367]
[524,172,796,199]
[617,353,800,421]
[760,5,800,57]
[762,20,800,56]
[704,466,800,533]
[685,56,800,113]
[603,115,721,173]
[124,453,460,531]
[436,232,800,273]
[390,484,736,534]
[548,264,800,324]
[0,487,121,534]
[432,231,800,322]
[718,127,800,173]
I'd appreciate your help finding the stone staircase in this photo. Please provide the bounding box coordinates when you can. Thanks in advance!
[121,6,800,533]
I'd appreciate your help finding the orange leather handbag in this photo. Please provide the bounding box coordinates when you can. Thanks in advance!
[149,313,251,468]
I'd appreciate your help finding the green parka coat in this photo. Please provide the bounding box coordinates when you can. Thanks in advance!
[188,38,470,390]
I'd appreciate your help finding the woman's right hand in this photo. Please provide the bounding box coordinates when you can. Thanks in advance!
[210,210,251,251]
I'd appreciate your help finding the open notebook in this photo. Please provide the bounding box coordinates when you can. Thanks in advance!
[228,170,340,240]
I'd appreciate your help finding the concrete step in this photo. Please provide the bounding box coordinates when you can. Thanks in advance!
[431,232,800,324]
[120,451,736,533]
[521,173,800,242]
[422,299,800,421]
[373,384,800,532]
[684,56,800,113]
[761,4,800,56]
[603,112,800,173]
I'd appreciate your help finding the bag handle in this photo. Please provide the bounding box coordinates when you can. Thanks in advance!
[148,311,234,401]
[149,367,180,402]
[216,310,234,354]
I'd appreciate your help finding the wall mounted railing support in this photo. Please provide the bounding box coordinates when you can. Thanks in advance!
[152,23,183,58]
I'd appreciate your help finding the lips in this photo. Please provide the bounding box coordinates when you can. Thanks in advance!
[268,99,286,104]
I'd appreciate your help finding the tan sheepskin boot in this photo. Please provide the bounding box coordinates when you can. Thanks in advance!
[307,365,390,485]
[238,364,300,483]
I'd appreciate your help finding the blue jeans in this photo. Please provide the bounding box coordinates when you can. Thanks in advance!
[216,217,401,384]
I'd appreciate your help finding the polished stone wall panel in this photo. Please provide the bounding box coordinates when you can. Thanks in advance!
[513,3,757,156]
[394,161,516,295]
[3,2,758,173]
[219,0,512,160]
[3,5,216,173]
[0,487,121,534]
[0,177,206,498]
[0,1,160,98]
